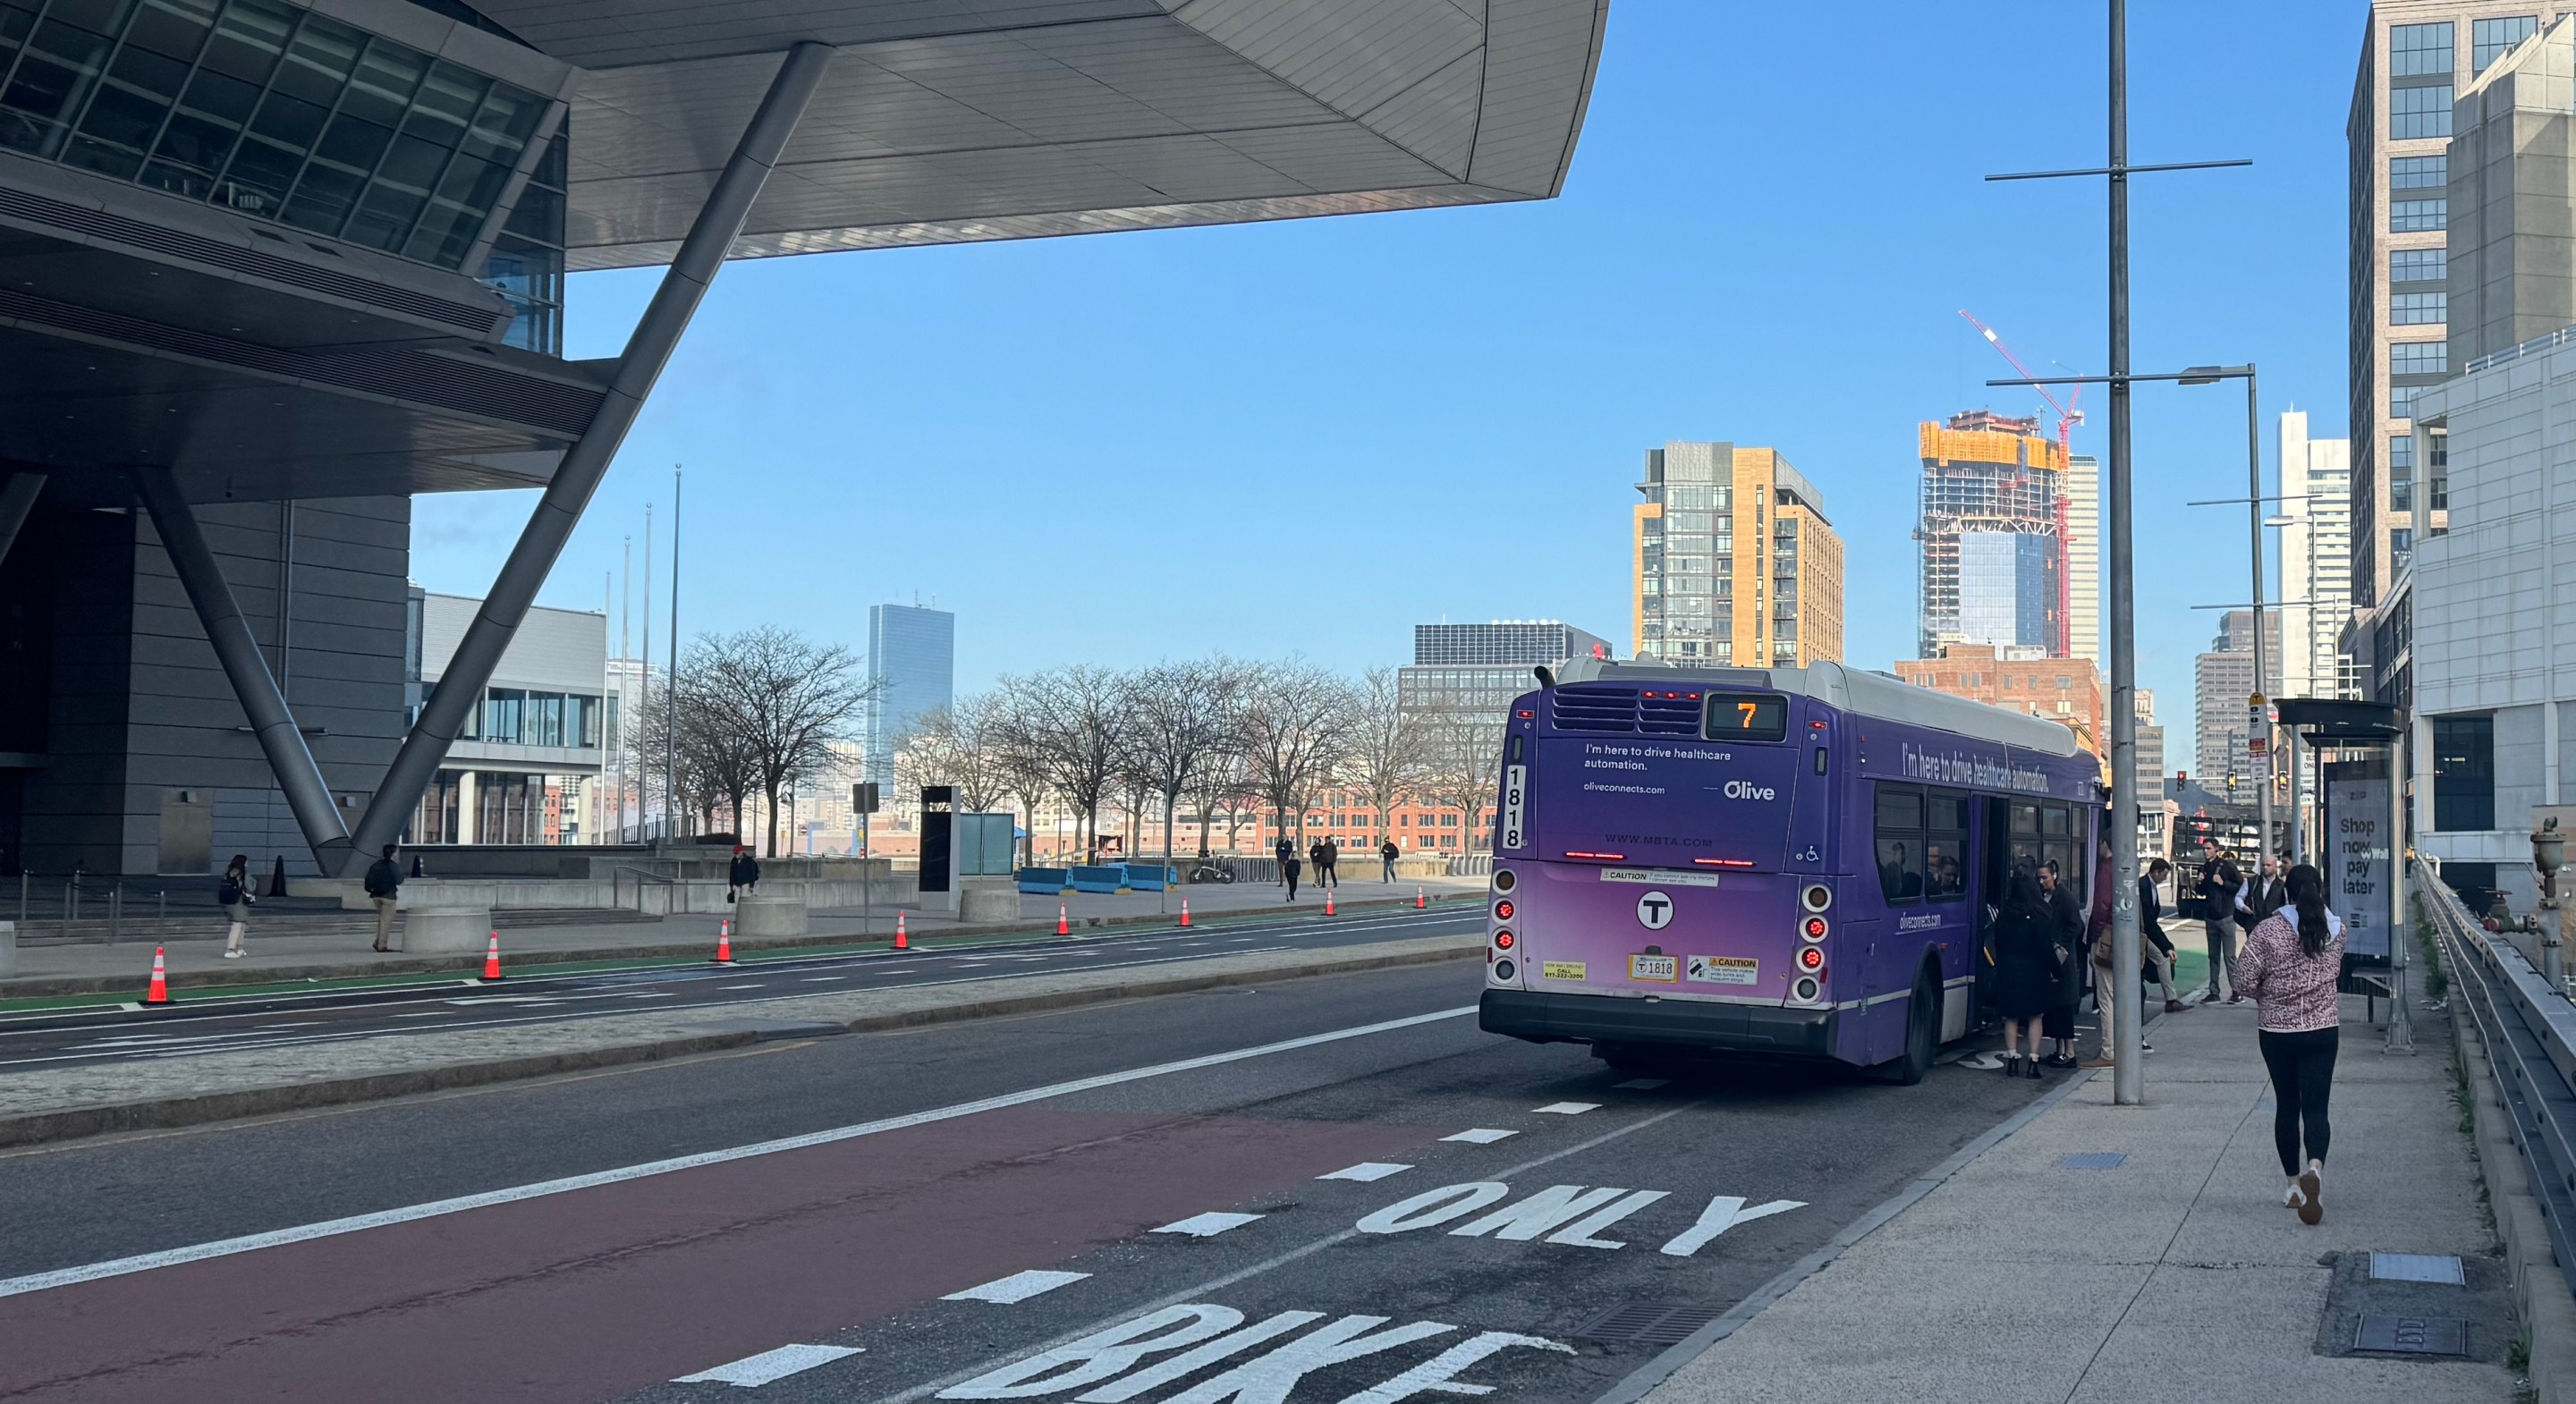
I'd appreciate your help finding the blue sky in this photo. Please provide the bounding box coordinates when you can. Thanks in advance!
[411,1,2362,774]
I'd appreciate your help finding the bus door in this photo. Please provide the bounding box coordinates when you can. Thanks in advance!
[1975,799,2046,1017]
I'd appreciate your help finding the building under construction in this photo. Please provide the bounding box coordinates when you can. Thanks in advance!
[1917,410,2067,658]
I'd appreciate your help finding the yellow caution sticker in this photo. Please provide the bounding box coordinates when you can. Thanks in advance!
[1540,960,1588,981]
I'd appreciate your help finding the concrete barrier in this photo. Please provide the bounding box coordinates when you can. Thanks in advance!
[961,887,1018,923]
[0,920,13,978]
[734,897,807,938]
[404,907,493,954]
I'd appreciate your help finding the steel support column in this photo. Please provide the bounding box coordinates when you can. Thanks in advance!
[340,41,835,875]
[0,471,42,571]
[132,464,352,870]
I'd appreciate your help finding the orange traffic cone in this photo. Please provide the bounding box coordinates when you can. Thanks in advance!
[1325,888,1336,917]
[1056,903,1070,936]
[143,945,174,1005]
[479,931,504,982]
[894,910,909,950]
[1178,899,1191,928]
[1416,885,1426,909]
[714,918,734,965]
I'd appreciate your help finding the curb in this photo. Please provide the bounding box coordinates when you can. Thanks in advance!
[2455,1008,2576,1402]
[0,894,1460,1002]
[0,939,1483,1149]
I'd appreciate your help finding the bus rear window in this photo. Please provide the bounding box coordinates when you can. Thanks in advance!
[1702,692,1788,742]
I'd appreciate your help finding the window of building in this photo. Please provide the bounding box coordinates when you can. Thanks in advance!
[2391,248,2447,284]
[2393,526,2415,565]
[2390,341,2447,376]
[482,687,524,743]
[2392,384,2418,420]
[2392,21,2454,76]
[2429,425,2449,511]
[2390,154,2447,190]
[2474,16,2538,71]
[2391,84,2454,140]
[2431,714,2495,830]
[2392,291,2446,325]
[2392,199,2447,233]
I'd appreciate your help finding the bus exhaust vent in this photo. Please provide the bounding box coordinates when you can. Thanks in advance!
[1548,685,1700,736]
[1572,1302,1719,1346]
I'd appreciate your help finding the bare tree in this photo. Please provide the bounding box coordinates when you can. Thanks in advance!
[1415,708,1504,856]
[898,693,1013,816]
[1231,659,1359,850]
[638,661,755,839]
[1124,658,1236,867]
[691,627,874,857]
[995,664,1126,862]
[1346,666,1429,846]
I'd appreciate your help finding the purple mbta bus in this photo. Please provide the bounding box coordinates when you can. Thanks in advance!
[1479,658,2103,1084]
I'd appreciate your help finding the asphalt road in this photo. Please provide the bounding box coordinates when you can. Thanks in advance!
[0,904,1477,1072]
[0,959,2056,1404]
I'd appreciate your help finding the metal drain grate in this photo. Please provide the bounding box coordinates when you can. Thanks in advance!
[1573,1303,1720,1346]
[2369,1253,2466,1284]
[2354,1315,2470,1357]
[2059,1153,2128,1170]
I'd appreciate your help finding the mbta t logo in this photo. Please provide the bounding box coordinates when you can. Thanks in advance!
[1635,890,1675,930]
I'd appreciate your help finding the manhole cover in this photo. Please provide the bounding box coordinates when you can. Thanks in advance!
[2059,1153,2127,1170]
[1572,1303,1719,1346]
[2369,1253,2466,1284]
[2353,1315,2469,1357]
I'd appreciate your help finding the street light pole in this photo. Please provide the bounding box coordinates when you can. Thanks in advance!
[2242,366,2275,881]
[2104,0,2143,1106]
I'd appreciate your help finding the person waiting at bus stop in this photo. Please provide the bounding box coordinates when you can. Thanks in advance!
[2038,858,2087,1069]
[2198,840,2244,1002]
[2085,839,2154,1066]
[1991,863,2056,1079]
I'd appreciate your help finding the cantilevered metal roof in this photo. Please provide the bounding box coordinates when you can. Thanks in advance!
[462,0,1608,270]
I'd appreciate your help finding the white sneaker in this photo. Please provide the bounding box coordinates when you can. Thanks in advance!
[222,949,242,960]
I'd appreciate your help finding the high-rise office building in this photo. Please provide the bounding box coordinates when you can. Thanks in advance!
[2448,15,2576,368]
[2193,611,2284,797]
[1916,410,2067,658]
[864,604,954,791]
[2278,411,2360,704]
[1632,443,1843,667]
[1399,621,1613,722]
[2065,453,2102,673]
[2347,4,2554,607]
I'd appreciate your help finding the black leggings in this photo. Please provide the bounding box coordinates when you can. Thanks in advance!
[2258,1027,2338,1176]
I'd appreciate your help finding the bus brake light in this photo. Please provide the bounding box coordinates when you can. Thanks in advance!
[1801,916,1828,942]
[1494,900,1513,921]
[1693,858,1755,868]
[1494,930,1514,949]
[1796,946,1825,972]
[1564,850,1625,861]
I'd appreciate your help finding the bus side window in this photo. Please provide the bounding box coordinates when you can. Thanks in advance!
[1873,783,1925,903]
[1925,791,1969,901]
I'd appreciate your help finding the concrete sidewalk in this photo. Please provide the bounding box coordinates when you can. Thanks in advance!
[1639,994,2516,1404]
[0,877,1482,1001]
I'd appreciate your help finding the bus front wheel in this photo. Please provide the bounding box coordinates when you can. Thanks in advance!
[1873,965,1939,1086]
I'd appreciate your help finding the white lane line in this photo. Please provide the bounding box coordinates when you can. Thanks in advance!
[674,1342,863,1385]
[1442,1129,1519,1144]
[1535,1102,1601,1115]
[717,984,763,990]
[0,1004,1478,1298]
[1151,1212,1264,1238]
[1317,1163,1411,1182]
[442,997,563,1007]
[944,1270,1089,1304]
[390,1011,453,1019]
[801,977,844,983]
[1613,1078,1670,1090]
[252,1022,322,1030]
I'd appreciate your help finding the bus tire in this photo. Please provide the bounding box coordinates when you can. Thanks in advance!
[1874,964,1939,1086]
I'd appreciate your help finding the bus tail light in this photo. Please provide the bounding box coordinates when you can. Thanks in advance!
[1796,946,1825,972]
[1792,975,1821,1002]
[1494,930,1514,950]
[1801,884,1832,913]
[1801,916,1828,943]
[1493,868,1517,893]
[1494,900,1514,922]
[1493,958,1519,983]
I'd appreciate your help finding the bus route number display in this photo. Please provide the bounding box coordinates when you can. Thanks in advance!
[1703,692,1788,742]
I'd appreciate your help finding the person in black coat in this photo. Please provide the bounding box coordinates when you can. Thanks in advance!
[728,845,760,900]
[1990,864,2056,1078]
[2143,858,2182,1012]
[2037,858,2088,1067]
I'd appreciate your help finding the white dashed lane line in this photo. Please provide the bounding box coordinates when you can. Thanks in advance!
[1533,1102,1600,1115]
[1317,1163,1411,1182]
[944,1270,1090,1304]
[1150,1212,1265,1238]
[674,1343,863,1386]
[1441,1129,1519,1144]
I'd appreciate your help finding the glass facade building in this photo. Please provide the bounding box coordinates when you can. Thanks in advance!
[1632,441,1842,667]
[1398,621,1613,723]
[864,604,954,791]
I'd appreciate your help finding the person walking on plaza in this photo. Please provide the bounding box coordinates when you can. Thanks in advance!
[728,844,760,901]
[2038,858,2086,1068]
[1379,837,1399,883]
[1991,864,2056,1078]
[216,853,255,960]
[363,843,403,952]
[2083,840,2152,1065]
[1318,836,1339,889]
[1282,847,1302,902]
[2142,858,2183,1012]
[2237,861,2347,1225]
[2196,840,2243,1003]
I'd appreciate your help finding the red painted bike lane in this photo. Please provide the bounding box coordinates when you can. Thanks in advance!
[0,1108,1437,1403]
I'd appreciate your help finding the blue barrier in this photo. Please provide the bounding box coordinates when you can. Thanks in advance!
[1017,867,1073,894]
[1123,863,1173,891]
[1068,865,1130,893]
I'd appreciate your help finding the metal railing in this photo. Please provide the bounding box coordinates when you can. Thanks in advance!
[2466,319,2576,375]
[612,866,690,915]
[2419,856,2576,1297]
[13,872,170,941]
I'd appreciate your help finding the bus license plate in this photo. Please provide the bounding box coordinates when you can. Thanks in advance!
[1629,954,1680,983]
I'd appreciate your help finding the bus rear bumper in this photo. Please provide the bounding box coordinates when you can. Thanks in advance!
[1479,989,1835,1058]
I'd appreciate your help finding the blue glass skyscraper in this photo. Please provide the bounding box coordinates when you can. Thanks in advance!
[865,605,955,791]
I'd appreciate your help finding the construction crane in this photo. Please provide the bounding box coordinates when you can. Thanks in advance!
[1958,309,2084,659]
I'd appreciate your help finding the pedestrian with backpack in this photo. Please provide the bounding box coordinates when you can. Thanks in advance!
[217,854,255,960]
[363,843,403,952]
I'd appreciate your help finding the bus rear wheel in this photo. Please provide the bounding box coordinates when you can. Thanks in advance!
[1873,965,1939,1086]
